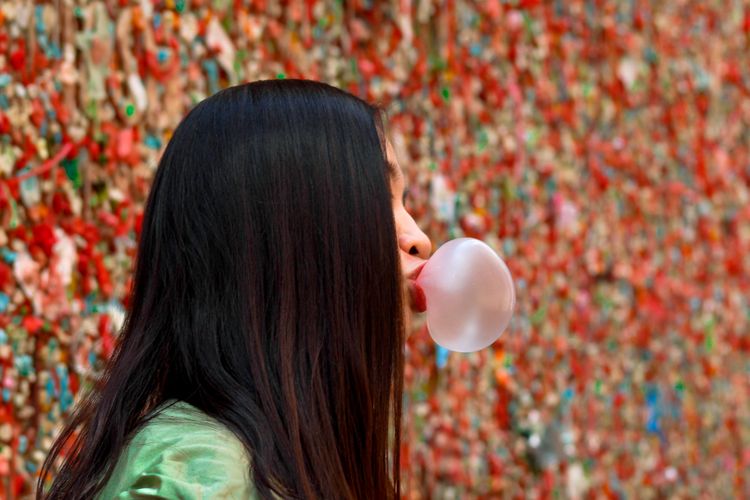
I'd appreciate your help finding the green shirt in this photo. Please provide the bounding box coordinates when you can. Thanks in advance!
[97,399,259,499]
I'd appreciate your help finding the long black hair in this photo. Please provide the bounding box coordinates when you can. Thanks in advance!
[37,79,405,499]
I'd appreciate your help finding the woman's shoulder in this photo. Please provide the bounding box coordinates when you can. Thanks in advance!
[139,399,242,442]
[97,399,259,499]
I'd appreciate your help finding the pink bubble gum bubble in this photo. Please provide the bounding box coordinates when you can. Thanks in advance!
[416,238,515,353]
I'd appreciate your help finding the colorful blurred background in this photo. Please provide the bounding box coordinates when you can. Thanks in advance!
[1,0,749,498]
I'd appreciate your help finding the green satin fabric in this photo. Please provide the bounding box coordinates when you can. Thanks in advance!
[97,399,259,499]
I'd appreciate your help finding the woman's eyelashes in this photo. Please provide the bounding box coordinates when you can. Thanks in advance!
[392,186,408,207]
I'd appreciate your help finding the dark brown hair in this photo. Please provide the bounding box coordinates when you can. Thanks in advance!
[37,79,405,499]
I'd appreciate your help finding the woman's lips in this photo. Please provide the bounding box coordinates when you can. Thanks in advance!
[404,260,428,313]
[407,280,427,313]
[406,261,427,281]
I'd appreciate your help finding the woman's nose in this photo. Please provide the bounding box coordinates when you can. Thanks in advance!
[398,228,432,260]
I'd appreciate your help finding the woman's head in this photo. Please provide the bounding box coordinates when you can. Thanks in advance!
[38,79,430,500]
[384,139,433,317]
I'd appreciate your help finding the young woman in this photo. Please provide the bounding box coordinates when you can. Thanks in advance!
[37,79,432,499]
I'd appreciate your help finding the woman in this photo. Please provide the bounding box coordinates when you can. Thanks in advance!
[37,79,432,499]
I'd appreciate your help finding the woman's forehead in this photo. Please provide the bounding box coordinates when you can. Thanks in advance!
[385,139,396,162]
[385,140,404,180]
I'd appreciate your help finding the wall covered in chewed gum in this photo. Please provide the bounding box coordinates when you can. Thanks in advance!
[0,0,749,498]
